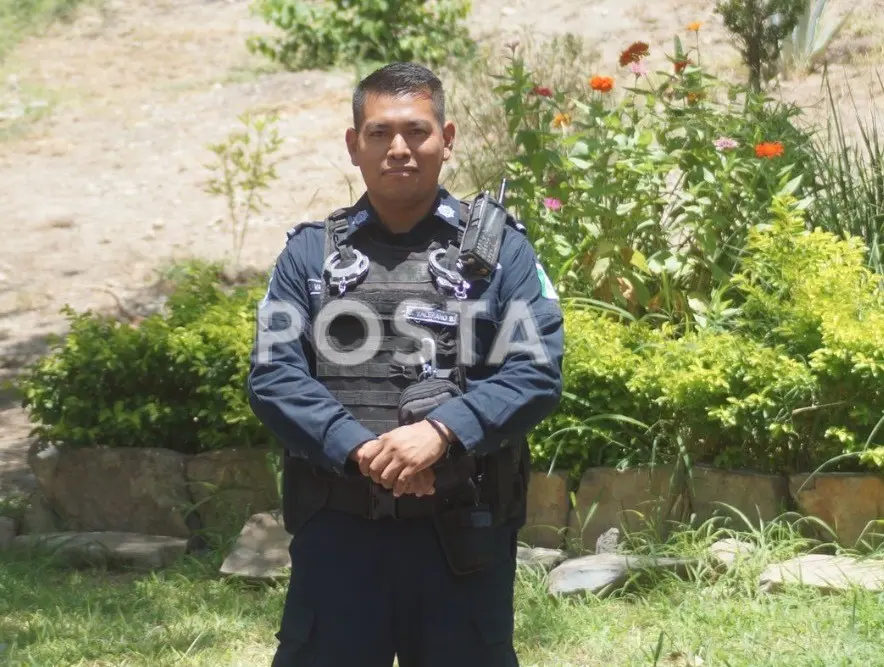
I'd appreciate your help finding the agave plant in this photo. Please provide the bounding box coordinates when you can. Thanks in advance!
[780,0,854,73]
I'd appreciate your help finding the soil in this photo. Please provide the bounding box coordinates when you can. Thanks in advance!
[1,0,881,498]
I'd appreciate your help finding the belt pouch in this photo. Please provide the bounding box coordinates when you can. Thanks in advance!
[432,502,500,576]
[282,455,331,536]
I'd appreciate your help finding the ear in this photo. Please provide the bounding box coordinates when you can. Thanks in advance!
[345,127,359,166]
[442,121,456,162]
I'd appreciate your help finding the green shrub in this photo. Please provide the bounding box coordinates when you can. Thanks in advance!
[533,197,884,476]
[19,261,271,454]
[527,309,660,475]
[247,0,475,72]
[735,195,884,457]
[531,307,816,476]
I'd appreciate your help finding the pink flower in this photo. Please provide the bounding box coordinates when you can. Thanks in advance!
[628,61,648,77]
[714,137,739,151]
[543,197,562,211]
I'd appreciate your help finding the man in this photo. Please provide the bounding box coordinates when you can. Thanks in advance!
[247,61,564,667]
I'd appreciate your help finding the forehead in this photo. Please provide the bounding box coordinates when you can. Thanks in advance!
[361,92,437,126]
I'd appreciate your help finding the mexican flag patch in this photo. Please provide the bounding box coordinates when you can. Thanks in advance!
[536,262,558,300]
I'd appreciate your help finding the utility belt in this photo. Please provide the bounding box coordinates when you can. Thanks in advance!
[283,448,525,576]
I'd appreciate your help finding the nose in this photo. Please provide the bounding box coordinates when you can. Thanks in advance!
[388,133,410,159]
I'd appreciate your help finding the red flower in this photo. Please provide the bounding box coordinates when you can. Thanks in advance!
[531,86,553,97]
[755,142,785,158]
[619,41,650,67]
[590,76,615,93]
[674,58,692,74]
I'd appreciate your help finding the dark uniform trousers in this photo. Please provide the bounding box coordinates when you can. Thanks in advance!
[271,507,520,667]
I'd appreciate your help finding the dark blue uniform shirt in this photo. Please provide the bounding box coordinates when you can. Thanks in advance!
[247,187,564,474]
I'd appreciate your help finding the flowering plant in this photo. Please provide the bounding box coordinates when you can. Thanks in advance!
[494,34,814,324]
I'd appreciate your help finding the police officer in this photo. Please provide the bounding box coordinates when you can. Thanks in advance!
[247,61,564,667]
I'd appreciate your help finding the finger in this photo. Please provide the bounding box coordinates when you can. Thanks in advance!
[368,447,394,482]
[380,460,407,490]
[358,440,383,476]
[393,473,411,497]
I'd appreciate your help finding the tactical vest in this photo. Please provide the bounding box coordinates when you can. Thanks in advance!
[315,206,468,434]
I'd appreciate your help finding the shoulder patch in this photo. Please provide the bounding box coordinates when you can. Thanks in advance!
[536,262,559,300]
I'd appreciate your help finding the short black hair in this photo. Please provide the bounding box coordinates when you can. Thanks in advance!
[352,62,445,130]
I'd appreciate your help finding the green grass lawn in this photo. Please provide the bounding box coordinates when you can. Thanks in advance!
[2,541,883,667]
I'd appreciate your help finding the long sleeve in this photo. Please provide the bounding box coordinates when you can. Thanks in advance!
[247,229,377,473]
[426,229,565,456]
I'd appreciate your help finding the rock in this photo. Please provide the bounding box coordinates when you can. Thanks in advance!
[709,538,755,570]
[29,445,194,538]
[548,553,695,597]
[220,511,291,581]
[519,470,570,549]
[517,546,566,570]
[569,466,684,551]
[186,449,280,539]
[688,466,789,527]
[594,527,621,554]
[759,555,884,594]
[11,532,188,570]
[789,473,884,547]
[21,492,63,535]
[0,516,15,549]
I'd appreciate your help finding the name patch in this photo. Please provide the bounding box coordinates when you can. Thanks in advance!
[404,306,459,327]
[307,278,322,295]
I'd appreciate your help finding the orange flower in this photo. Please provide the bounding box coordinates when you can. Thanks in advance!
[687,91,705,104]
[552,112,572,128]
[755,142,785,158]
[619,41,650,66]
[590,76,615,93]
[687,21,702,32]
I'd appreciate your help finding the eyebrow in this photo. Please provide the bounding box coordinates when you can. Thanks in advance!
[364,120,432,131]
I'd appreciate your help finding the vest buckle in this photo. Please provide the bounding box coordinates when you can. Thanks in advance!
[323,248,370,296]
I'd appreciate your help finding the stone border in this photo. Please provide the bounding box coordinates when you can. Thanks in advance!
[519,467,884,552]
[25,444,280,541]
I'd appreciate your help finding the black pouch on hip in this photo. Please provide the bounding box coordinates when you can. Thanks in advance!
[282,455,331,537]
[432,501,501,575]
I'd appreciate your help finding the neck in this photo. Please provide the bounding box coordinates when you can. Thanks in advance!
[368,188,439,234]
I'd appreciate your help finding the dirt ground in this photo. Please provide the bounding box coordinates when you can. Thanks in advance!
[1,0,881,498]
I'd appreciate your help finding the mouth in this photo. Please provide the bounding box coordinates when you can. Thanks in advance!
[383,168,419,175]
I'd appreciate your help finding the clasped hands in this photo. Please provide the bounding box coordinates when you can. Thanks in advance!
[348,420,452,498]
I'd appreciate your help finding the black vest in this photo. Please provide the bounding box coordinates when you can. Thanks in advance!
[315,206,467,433]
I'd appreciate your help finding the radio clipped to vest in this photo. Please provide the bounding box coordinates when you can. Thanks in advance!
[456,179,509,279]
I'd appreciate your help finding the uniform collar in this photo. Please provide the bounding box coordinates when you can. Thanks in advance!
[344,187,462,238]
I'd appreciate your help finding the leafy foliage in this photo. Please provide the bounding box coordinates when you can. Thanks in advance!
[247,0,475,71]
[531,196,884,476]
[19,261,271,454]
[714,0,805,91]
